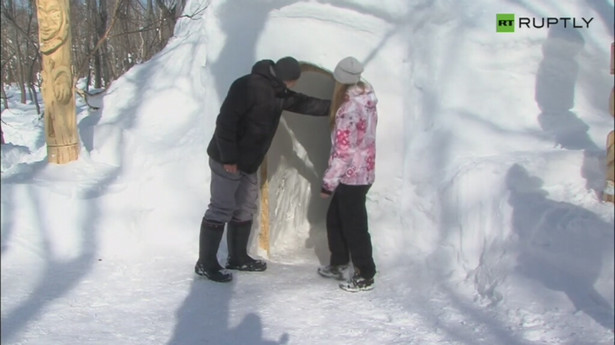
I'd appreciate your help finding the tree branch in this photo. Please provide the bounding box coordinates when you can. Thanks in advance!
[0,8,42,53]
[74,0,125,85]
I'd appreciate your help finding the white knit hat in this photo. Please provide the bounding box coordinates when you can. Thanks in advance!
[333,57,364,84]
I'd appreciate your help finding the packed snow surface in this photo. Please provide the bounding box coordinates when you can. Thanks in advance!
[2,0,614,344]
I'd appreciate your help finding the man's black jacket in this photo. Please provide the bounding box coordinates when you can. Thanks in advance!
[207,59,331,174]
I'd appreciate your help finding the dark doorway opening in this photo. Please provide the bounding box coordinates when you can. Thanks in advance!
[263,63,335,263]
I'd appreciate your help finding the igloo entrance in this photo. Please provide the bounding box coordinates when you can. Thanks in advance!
[258,63,336,263]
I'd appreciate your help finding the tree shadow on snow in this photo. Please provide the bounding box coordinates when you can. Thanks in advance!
[209,0,300,102]
[585,0,615,37]
[0,163,116,343]
[535,26,605,196]
[0,85,120,342]
[166,279,289,345]
[507,164,614,331]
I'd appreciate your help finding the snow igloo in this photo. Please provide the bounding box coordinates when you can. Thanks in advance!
[193,0,408,262]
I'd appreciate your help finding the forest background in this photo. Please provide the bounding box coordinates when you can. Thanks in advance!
[0,0,194,144]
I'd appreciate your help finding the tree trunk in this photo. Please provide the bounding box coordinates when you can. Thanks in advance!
[94,49,103,88]
[0,81,5,144]
[142,0,154,59]
[36,0,80,164]
[28,82,41,115]
[1,82,8,110]
[98,0,109,86]
[26,0,41,114]
[7,0,28,104]
[28,56,41,115]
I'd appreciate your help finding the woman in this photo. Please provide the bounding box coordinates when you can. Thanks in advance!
[318,56,378,292]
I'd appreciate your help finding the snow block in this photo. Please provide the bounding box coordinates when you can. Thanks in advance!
[90,124,124,167]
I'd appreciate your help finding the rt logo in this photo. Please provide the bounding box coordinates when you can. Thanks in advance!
[497,13,594,33]
[497,14,515,32]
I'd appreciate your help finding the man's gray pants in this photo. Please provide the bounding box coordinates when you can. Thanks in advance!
[204,158,259,224]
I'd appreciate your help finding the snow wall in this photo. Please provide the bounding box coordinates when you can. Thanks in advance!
[93,0,613,308]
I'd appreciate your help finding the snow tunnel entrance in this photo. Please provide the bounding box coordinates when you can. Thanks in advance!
[258,63,336,263]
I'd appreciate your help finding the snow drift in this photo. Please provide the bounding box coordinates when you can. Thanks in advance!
[1,0,613,344]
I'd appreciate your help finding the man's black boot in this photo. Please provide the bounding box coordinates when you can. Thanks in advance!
[225,220,267,272]
[195,219,232,282]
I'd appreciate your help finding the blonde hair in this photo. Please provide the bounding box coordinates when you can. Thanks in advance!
[329,81,366,130]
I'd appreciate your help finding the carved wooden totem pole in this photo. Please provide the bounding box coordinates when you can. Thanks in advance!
[604,42,615,203]
[36,0,79,164]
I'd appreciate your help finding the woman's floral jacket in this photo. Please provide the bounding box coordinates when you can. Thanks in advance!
[322,83,378,194]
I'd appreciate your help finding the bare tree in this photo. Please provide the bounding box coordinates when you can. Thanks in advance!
[2,0,27,103]
[1,0,201,110]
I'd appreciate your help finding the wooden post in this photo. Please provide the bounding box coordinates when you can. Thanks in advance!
[604,42,615,203]
[259,158,270,254]
[36,0,80,164]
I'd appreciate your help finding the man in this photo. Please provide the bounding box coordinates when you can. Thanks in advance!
[196,57,331,282]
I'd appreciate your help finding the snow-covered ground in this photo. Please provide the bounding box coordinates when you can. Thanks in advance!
[2,0,614,344]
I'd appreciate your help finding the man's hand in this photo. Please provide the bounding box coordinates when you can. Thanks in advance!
[224,164,238,174]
